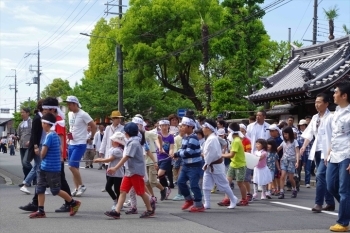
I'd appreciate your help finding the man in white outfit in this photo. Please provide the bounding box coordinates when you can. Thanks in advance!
[202,119,238,209]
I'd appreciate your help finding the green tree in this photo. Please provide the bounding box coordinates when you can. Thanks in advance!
[323,5,339,40]
[12,99,37,130]
[343,24,350,35]
[41,78,72,99]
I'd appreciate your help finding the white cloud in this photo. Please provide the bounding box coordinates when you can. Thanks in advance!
[0,1,5,9]
[12,6,61,26]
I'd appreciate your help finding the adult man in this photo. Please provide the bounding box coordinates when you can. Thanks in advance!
[19,97,73,213]
[84,126,95,168]
[326,81,350,232]
[17,107,33,180]
[65,96,96,197]
[296,119,312,188]
[287,116,296,128]
[301,93,335,213]
[93,124,105,170]
[246,111,270,154]
[99,111,124,191]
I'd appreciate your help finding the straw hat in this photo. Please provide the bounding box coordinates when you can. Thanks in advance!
[110,111,123,118]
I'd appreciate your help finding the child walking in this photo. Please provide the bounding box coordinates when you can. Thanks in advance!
[29,113,81,218]
[94,132,125,210]
[277,126,300,199]
[104,122,155,219]
[252,139,273,200]
[266,139,281,199]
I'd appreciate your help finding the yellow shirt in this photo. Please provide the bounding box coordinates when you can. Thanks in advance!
[174,135,183,152]
[230,136,246,168]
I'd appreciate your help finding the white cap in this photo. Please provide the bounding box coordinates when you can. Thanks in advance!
[267,124,279,131]
[298,119,308,125]
[110,132,126,145]
[217,128,226,136]
[64,96,81,108]
[239,124,247,131]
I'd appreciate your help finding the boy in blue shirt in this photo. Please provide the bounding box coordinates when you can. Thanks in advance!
[29,113,81,218]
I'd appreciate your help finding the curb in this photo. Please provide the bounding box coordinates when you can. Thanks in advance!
[0,172,13,185]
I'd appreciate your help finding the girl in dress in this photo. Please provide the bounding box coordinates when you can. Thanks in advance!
[253,139,273,200]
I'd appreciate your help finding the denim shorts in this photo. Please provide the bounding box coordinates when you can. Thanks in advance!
[244,168,253,182]
[68,144,87,168]
[37,169,61,195]
[280,158,296,174]
[158,158,172,171]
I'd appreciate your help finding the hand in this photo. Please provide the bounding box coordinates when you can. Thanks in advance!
[93,158,101,163]
[324,156,329,166]
[154,163,158,170]
[25,141,29,147]
[107,167,116,175]
[159,148,165,154]
[295,162,299,169]
[34,148,40,155]
[346,164,350,174]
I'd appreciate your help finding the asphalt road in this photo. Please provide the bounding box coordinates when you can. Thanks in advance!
[0,151,339,233]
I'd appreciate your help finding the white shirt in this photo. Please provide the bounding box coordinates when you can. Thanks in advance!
[246,121,270,154]
[329,105,350,163]
[99,124,124,160]
[145,130,159,164]
[302,109,333,160]
[86,131,94,149]
[93,131,104,152]
[202,133,225,174]
[68,109,93,145]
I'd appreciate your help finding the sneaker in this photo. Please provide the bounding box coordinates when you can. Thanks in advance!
[261,193,267,200]
[71,189,78,197]
[278,192,285,199]
[258,186,262,192]
[230,182,234,190]
[217,198,230,206]
[19,203,38,212]
[125,207,138,214]
[45,190,50,195]
[55,204,70,213]
[211,184,217,193]
[150,198,156,212]
[101,188,106,192]
[90,165,93,168]
[181,200,194,210]
[291,190,297,198]
[85,166,89,169]
[252,193,258,200]
[189,205,205,212]
[123,200,131,208]
[286,187,292,191]
[228,197,238,209]
[160,188,166,201]
[165,187,171,200]
[29,211,46,219]
[111,203,116,210]
[306,184,310,188]
[20,186,31,195]
[104,210,121,219]
[76,185,87,197]
[329,223,349,232]
[70,200,81,216]
[172,194,185,201]
[247,193,253,202]
[273,190,280,196]
[236,199,249,206]
[266,193,272,199]
[140,210,154,218]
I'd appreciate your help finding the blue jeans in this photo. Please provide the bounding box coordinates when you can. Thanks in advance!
[178,164,202,207]
[326,158,350,227]
[23,155,41,186]
[9,145,15,155]
[304,159,311,184]
[20,148,32,179]
[315,159,335,206]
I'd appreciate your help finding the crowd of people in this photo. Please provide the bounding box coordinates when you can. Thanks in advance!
[7,81,350,232]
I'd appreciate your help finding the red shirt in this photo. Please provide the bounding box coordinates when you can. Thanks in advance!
[55,115,67,160]
[242,137,251,153]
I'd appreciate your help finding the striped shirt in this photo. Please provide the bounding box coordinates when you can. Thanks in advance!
[175,133,202,165]
[41,132,61,172]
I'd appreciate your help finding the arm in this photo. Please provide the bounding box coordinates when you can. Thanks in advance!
[295,145,300,169]
[146,150,159,169]
[275,158,281,171]
[88,121,97,140]
[169,143,174,157]
[259,151,267,161]
[94,156,115,163]
[156,134,164,153]
[222,151,235,159]
[41,145,48,159]
[300,138,311,155]
[58,134,64,161]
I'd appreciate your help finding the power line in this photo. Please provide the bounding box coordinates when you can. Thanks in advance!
[292,0,312,39]
[301,18,313,40]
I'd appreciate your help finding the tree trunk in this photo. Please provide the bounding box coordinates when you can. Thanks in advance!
[329,19,335,40]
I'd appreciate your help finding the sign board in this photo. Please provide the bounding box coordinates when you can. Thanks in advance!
[177,109,186,117]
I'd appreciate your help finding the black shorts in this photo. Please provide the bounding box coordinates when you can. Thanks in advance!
[37,169,61,189]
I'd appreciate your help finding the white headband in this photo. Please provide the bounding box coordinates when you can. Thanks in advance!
[159,120,170,125]
[42,119,55,125]
[202,122,217,135]
[181,117,196,127]
[228,128,244,138]
[42,105,65,120]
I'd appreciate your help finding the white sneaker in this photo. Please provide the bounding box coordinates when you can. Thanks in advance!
[71,189,78,197]
[101,188,106,192]
[45,190,51,195]
[306,184,310,188]
[20,186,31,195]
[228,196,238,209]
[123,200,131,208]
[76,185,87,197]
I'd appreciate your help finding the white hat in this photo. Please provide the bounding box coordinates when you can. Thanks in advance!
[217,128,226,136]
[64,96,81,108]
[239,124,247,131]
[267,124,279,131]
[110,132,126,145]
[132,117,146,126]
[298,119,308,125]
[135,114,143,120]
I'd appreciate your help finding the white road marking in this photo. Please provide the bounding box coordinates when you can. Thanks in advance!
[270,202,338,216]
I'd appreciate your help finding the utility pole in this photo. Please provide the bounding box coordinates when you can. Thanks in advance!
[105,0,126,115]
[25,43,41,101]
[6,69,17,113]
[312,0,318,44]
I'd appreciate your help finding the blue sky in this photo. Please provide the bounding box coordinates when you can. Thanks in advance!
[0,0,349,117]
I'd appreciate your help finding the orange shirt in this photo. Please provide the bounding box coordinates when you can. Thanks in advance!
[242,137,251,153]
[55,115,67,160]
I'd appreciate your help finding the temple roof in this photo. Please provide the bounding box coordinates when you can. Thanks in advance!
[249,36,350,103]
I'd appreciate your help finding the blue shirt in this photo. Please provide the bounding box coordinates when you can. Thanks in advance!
[175,133,202,165]
[41,132,61,172]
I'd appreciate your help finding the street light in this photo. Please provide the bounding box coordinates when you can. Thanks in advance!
[80,32,124,115]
